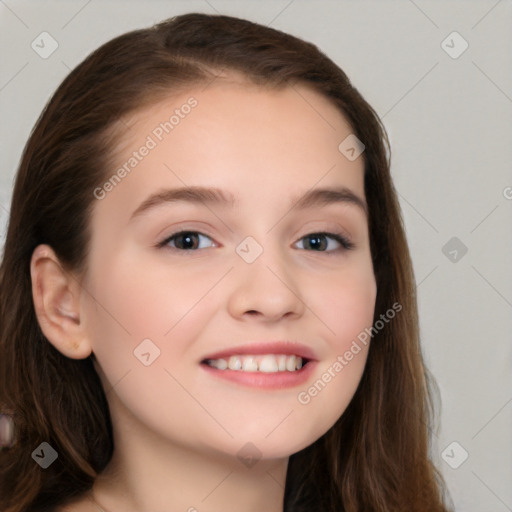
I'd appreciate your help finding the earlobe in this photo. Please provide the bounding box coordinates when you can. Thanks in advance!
[30,244,92,359]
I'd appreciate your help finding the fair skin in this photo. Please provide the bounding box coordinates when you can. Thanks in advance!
[31,79,376,512]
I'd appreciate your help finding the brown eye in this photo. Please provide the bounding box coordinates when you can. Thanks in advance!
[296,232,354,253]
[159,231,215,251]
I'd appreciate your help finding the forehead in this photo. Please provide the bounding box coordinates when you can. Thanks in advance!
[119,79,355,147]
[94,80,365,222]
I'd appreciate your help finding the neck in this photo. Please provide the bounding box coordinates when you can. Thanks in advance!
[92,449,287,512]
[90,391,287,512]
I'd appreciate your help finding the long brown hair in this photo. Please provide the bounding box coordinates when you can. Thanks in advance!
[0,13,451,511]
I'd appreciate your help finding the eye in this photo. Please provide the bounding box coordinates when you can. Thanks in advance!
[158,231,215,251]
[295,232,354,253]
[157,230,354,254]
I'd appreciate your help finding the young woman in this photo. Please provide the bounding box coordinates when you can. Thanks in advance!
[0,13,451,512]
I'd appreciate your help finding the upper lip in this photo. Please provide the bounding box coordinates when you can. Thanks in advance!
[201,341,318,363]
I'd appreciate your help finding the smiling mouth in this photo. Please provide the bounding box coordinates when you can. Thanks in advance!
[201,354,310,373]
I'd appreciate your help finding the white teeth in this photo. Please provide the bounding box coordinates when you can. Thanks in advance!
[259,355,279,373]
[242,357,258,372]
[205,354,305,372]
[286,355,296,372]
[277,355,287,371]
[228,356,242,370]
[216,358,228,370]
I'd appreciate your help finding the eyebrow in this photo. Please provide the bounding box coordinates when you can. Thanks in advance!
[129,185,367,221]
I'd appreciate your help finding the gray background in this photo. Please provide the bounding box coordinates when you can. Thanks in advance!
[1,1,511,510]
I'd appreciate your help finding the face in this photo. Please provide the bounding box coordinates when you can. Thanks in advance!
[82,79,377,461]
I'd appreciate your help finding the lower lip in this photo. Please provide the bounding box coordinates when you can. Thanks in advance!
[200,360,317,390]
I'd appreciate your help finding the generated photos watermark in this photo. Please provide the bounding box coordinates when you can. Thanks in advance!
[93,97,198,200]
[297,301,402,405]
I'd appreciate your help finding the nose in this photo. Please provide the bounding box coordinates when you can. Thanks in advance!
[227,244,306,322]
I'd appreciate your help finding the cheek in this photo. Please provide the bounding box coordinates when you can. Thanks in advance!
[317,259,377,349]
[83,251,219,394]
[86,248,214,341]
[295,260,376,420]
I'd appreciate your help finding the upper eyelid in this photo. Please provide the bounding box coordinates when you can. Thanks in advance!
[159,220,353,239]
[160,229,352,248]
[161,229,346,240]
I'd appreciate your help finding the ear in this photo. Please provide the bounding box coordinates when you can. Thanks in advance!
[30,244,92,359]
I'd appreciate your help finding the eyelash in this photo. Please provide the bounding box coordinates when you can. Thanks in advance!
[157,230,355,255]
